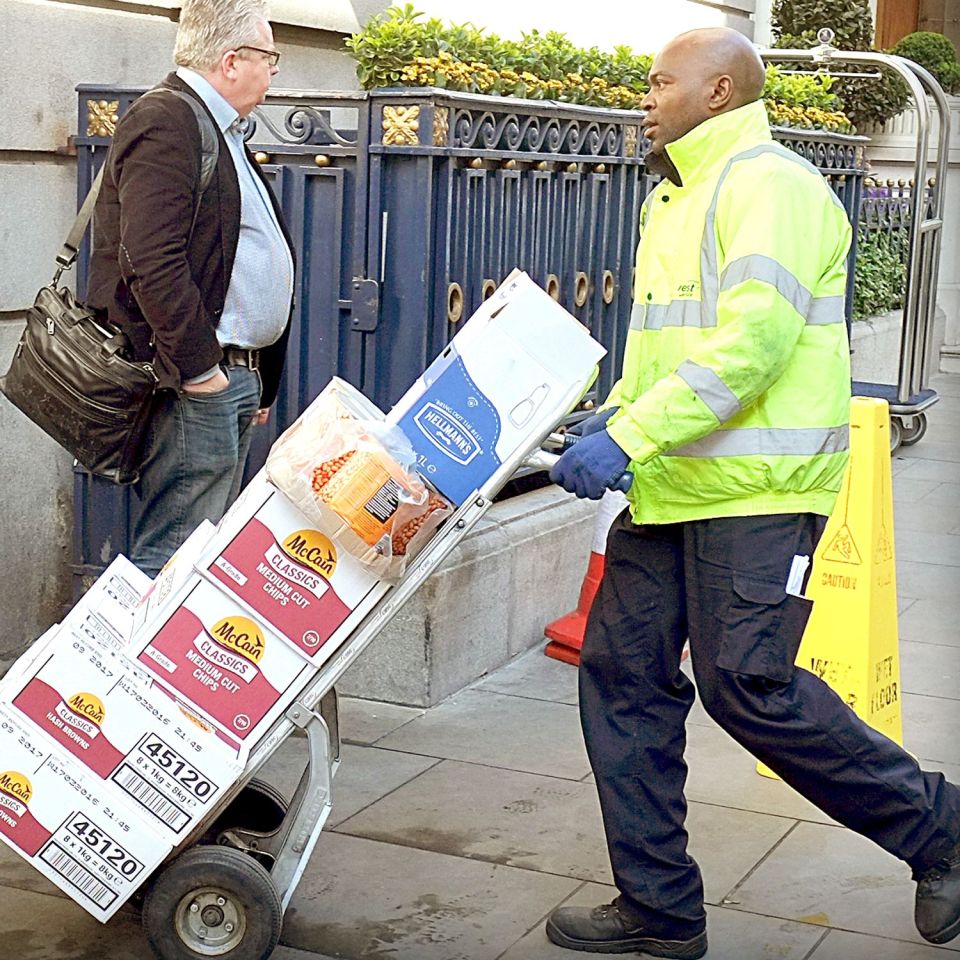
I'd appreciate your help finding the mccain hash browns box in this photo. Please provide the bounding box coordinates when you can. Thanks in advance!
[0,706,170,922]
[7,634,245,840]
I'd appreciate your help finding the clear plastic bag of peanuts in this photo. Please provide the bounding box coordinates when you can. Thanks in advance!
[266,378,452,580]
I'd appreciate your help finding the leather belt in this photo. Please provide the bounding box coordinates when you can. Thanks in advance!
[222,346,260,370]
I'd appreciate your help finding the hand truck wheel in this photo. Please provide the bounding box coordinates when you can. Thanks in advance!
[899,412,927,446]
[202,778,288,869]
[207,778,288,836]
[142,845,282,960]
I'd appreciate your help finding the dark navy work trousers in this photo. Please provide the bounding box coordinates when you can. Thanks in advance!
[579,512,960,932]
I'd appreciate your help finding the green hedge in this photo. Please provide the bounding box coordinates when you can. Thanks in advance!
[852,231,907,320]
[892,32,960,94]
[346,5,852,131]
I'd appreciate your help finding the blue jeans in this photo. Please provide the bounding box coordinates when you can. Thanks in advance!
[131,366,261,577]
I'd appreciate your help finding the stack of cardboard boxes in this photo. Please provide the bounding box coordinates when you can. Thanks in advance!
[0,272,605,922]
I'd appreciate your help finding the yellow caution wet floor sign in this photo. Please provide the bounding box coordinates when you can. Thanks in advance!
[758,397,903,779]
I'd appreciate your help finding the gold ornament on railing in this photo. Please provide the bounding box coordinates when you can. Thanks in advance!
[432,107,449,146]
[87,100,120,137]
[383,105,421,146]
[624,126,639,158]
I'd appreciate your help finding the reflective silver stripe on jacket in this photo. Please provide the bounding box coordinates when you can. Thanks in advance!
[676,360,741,423]
[700,143,845,328]
[720,254,844,325]
[632,143,847,332]
[805,296,845,325]
[632,294,844,331]
[720,254,811,315]
[641,300,704,330]
[664,424,849,458]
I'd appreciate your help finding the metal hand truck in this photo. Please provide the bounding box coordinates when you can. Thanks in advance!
[134,394,575,960]
[764,31,951,452]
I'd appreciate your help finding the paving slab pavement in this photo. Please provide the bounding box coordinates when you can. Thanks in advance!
[1,373,958,959]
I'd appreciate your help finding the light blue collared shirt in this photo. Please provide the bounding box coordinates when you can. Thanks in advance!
[176,67,294,358]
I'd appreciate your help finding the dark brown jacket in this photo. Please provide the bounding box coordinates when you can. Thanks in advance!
[87,72,293,407]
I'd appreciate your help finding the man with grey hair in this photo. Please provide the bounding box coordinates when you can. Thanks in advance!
[88,0,294,577]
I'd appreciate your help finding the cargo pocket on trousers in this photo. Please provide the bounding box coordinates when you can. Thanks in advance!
[716,574,814,683]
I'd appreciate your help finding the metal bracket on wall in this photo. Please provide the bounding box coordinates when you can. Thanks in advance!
[350,278,380,332]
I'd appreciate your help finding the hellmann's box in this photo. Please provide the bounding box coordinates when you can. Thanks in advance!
[388,269,606,505]
[7,634,246,840]
[198,479,389,665]
[129,575,314,745]
[0,706,171,922]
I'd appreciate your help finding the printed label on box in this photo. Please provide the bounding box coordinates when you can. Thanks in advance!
[133,578,311,742]
[8,639,243,837]
[202,491,385,661]
[0,708,170,922]
[63,555,153,652]
[396,342,565,504]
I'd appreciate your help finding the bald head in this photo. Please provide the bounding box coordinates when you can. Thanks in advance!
[666,28,766,106]
[641,27,766,154]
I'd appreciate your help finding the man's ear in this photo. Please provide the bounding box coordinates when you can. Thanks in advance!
[220,49,240,81]
[709,75,734,111]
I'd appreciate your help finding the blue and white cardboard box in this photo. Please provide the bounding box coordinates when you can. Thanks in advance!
[388,271,606,504]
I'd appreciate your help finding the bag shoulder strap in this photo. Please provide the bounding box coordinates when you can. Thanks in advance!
[55,86,221,280]
[149,88,220,193]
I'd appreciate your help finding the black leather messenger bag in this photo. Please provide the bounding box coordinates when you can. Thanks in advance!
[0,88,218,485]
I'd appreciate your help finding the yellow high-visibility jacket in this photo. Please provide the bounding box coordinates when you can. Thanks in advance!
[605,100,852,524]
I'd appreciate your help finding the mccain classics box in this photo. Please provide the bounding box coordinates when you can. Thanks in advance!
[7,635,245,839]
[1,555,154,693]
[387,270,606,505]
[130,521,216,641]
[0,707,170,922]
[199,481,389,664]
[70,554,153,646]
[129,576,313,744]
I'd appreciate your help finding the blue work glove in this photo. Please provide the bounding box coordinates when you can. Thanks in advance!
[567,407,619,439]
[550,429,632,500]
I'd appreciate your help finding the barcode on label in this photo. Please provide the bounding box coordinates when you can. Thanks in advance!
[364,477,401,523]
[40,842,117,909]
[113,764,189,832]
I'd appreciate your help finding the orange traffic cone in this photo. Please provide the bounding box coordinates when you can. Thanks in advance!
[545,490,628,664]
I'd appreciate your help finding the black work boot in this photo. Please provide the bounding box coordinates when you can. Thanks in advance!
[915,844,960,944]
[545,899,707,957]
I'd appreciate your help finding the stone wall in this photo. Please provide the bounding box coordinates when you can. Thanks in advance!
[341,487,598,707]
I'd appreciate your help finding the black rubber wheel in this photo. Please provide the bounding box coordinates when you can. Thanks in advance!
[889,417,903,454]
[142,845,282,960]
[202,778,287,845]
[899,413,928,446]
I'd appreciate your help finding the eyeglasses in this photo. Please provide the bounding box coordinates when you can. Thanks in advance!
[235,45,281,67]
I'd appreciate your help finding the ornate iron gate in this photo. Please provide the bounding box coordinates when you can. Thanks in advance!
[72,84,866,590]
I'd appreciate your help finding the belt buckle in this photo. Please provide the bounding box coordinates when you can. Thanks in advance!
[226,346,259,369]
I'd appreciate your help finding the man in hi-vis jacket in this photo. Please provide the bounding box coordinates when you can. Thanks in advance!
[548,26,960,959]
